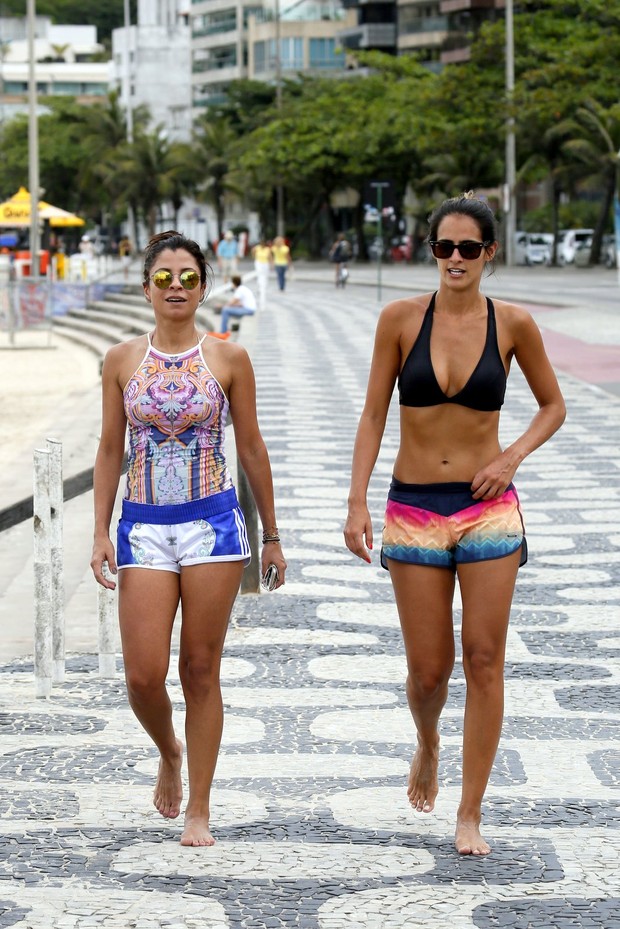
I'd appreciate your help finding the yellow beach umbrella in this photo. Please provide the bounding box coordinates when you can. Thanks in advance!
[39,203,85,228]
[0,186,85,228]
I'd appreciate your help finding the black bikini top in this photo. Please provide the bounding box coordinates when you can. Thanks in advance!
[398,293,507,412]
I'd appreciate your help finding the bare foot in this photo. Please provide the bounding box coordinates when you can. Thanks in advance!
[455,815,491,855]
[153,739,183,819]
[407,740,439,812]
[180,812,215,847]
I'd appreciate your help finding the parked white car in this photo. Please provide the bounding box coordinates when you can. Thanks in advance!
[514,232,551,266]
[573,238,593,267]
[556,228,594,265]
[573,234,617,268]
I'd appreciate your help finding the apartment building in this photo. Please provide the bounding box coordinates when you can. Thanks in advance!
[0,18,109,121]
[331,0,397,57]
[191,0,354,112]
[438,0,505,64]
[110,0,192,142]
[337,0,504,70]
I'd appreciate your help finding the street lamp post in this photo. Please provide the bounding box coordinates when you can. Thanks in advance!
[27,0,40,279]
[504,0,516,267]
[123,0,137,246]
[274,0,285,237]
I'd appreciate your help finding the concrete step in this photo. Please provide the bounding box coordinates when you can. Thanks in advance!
[53,300,219,364]
[51,319,124,362]
[87,299,217,333]
[103,290,148,307]
[54,313,134,345]
[84,302,155,329]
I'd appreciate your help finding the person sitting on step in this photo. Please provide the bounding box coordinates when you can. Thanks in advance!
[220,275,257,335]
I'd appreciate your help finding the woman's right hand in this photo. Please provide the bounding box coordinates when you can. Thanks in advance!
[343,503,373,563]
[90,536,118,590]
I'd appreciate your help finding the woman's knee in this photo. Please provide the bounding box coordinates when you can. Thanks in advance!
[179,653,221,700]
[407,664,452,702]
[462,646,504,691]
[125,665,168,702]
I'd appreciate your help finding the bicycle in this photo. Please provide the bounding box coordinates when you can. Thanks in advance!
[336,262,349,288]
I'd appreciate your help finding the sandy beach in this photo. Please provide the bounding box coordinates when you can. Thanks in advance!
[0,329,101,509]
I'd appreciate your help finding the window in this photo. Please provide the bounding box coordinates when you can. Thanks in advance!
[309,38,344,69]
[3,81,27,93]
[254,40,266,73]
[193,8,236,37]
[254,37,303,73]
[281,37,303,70]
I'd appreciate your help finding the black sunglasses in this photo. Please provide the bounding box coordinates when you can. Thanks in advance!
[429,240,491,260]
[150,269,201,290]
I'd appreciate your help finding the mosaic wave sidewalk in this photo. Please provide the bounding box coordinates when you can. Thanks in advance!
[1,282,619,928]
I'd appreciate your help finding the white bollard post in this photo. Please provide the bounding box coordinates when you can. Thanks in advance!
[33,448,53,698]
[47,438,65,683]
[97,575,117,677]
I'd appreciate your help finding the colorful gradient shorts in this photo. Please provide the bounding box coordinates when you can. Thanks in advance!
[117,488,251,573]
[381,478,526,571]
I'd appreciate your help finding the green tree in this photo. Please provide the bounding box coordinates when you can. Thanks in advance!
[235,57,431,255]
[79,91,149,229]
[192,114,244,239]
[557,100,620,263]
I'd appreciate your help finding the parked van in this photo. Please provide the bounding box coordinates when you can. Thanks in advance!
[557,228,593,265]
[514,231,551,266]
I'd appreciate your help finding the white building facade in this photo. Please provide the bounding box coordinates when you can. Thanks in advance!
[110,0,192,142]
[0,18,109,121]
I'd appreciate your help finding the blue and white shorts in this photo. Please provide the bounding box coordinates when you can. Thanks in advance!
[117,488,251,573]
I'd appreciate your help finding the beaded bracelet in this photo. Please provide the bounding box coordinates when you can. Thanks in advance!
[262,527,281,544]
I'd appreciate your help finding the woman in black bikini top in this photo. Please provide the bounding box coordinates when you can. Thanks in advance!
[344,193,566,857]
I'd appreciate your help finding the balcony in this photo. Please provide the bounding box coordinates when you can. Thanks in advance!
[440,0,503,11]
[338,22,397,48]
[340,0,395,6]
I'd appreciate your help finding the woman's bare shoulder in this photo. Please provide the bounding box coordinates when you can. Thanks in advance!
[491,297,539,333]
[104,334,146,363]
[381,291,434,323]
[203,334,250,363]
[102,334,148,384]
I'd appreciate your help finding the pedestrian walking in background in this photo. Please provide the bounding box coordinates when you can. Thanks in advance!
[118,236,133,281]
[344,193,565,856]
[271,236,292,292]
[91,230,286,848]
[220,274,257,335]
[79,235,95,258]
[329,233,351,287]
[252,238,273,311]
[216,231,238,284]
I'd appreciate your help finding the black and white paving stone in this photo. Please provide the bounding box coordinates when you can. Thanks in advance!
[0,281,618,928]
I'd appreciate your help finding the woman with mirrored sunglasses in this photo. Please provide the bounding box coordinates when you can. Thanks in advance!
[344,193,565,856]
[91,230,286,847]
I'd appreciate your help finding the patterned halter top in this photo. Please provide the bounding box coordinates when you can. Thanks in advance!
[123,333,232,505]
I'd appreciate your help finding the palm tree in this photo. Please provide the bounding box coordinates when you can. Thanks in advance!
[558,100,620,264]
[80,92,150,236]
[518,118,581,266]
[110,127,199,243]
[192,115,242,239]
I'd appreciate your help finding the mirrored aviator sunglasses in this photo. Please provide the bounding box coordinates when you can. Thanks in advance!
[150,269,201,290]
[429,240,490,260]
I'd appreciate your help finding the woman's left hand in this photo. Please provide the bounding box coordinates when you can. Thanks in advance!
[471,451,518,500]
[261,543,287,589]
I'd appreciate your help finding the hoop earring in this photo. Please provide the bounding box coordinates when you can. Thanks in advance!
[198,293,207,306]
